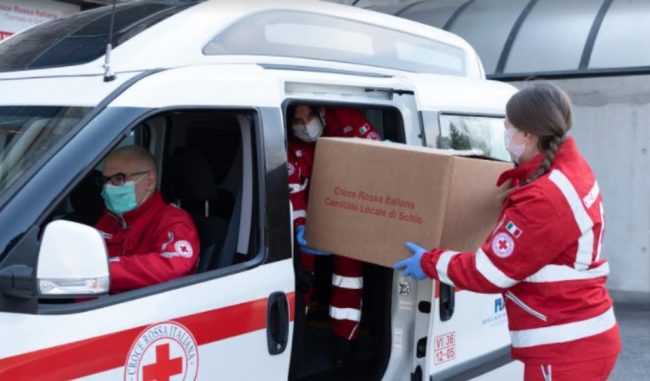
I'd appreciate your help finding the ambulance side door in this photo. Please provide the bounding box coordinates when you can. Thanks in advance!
[0,67,295,380]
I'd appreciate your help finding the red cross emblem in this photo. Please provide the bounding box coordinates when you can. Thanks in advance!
[173,240,193,258]
[142,343,182,381]
[492,232,515,258]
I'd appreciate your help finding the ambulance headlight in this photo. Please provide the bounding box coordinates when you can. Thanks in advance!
[37,220,110,297]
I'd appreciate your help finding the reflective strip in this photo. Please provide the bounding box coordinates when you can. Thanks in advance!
[289,179,308,194]
[348,322,360,341]
[524,262,609,283]
[583,181,600,209]
[332,274,363,289]
[506,291,547,322]
[436,250,460,287]
[541,365,552,381]
[510,307,616,348]
[549,170,594,270]
[329,306,361,322]
[596,202,605,261]
[161,252,188,259]
[475,248,518,289]
[292,209,307,220]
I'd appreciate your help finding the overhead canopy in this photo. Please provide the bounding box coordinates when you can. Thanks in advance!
[368,0,650,79]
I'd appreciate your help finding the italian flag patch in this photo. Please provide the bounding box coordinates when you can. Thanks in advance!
[506,221,523,238]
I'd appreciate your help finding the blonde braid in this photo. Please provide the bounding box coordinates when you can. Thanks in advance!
[523,135,567,185]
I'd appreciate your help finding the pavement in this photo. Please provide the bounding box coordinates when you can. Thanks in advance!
[609,302,650,380]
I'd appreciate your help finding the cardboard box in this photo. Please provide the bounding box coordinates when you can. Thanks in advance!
[304,138,513,268]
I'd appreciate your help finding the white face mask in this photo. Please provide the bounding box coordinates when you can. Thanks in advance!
[292,117,324,143]
[504,126,527,164]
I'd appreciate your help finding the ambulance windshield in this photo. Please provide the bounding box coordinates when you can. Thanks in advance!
[437,114,511,162]
[0,106,91,195]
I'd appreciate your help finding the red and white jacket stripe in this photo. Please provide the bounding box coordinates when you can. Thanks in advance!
[421,138,621,364]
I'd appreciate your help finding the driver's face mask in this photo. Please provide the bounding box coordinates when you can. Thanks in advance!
[101,174,147,215]
[292,117,324,143]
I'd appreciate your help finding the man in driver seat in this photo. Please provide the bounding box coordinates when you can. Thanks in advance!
[95,145,199,293]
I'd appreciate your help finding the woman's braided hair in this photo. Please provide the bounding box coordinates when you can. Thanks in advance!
[506,83,573,185]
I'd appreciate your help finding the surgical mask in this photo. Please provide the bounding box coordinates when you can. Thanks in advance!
[101,175,146,215]
[292,117,323,143]
[504,127,527,164]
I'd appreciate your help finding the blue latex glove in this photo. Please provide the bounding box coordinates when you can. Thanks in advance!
[393,242,428,280]
[296,225,331,256]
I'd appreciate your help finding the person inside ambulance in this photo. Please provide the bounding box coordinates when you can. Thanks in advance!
[95,145,200,294]
[395,84,621,381]
[288,104,380,368]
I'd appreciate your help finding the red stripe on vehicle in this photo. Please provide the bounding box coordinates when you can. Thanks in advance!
[0,292,295,380]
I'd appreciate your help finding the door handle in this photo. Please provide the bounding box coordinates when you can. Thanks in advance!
[267,291,289,355]
[439,283,455,321]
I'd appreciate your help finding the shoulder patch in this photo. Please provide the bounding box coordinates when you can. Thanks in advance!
[367,131,381,140]
[174,240,194,258]
[492,232,515,258]
[505,221,523,238]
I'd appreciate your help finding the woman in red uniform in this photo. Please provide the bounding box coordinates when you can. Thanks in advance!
[395,83,621,381]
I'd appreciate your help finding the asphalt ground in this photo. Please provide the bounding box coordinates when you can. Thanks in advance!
[609,302,650,380]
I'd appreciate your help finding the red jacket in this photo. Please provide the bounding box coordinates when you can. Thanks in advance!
[421,138,620,364]
[95,191,200,293]
[288,140,315,229]
[324,107,382,141]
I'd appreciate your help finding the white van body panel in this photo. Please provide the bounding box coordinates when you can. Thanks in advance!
[0,259,293,359]
[406,74,517,113]
[0,73,141,107]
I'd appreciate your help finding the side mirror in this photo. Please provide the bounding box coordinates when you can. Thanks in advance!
[37,220,110,297]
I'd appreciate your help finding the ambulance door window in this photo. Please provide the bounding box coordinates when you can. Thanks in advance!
[39,108,263,306]
[437,114,510,161]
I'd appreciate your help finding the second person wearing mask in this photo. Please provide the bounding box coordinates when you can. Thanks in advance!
[288,104,380,368]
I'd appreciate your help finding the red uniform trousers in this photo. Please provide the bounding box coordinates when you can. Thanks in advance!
[300,252,364,340]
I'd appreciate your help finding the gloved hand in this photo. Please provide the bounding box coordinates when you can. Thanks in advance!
[393,242,428,280]
[296,225,331,256]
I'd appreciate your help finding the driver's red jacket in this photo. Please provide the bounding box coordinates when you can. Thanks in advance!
[95,191,199,293]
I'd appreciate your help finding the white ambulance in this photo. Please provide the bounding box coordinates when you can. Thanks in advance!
[0,1,521,380]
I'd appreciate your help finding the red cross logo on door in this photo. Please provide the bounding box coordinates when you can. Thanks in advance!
[142,343,183,381]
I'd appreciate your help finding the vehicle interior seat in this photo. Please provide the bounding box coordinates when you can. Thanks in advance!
[165,150,228,272]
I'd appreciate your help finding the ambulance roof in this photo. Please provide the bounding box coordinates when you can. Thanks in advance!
[0,0,482,80]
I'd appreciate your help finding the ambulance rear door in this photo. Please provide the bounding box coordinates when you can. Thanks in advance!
[405,75,523,380]
[274,68,423,380]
